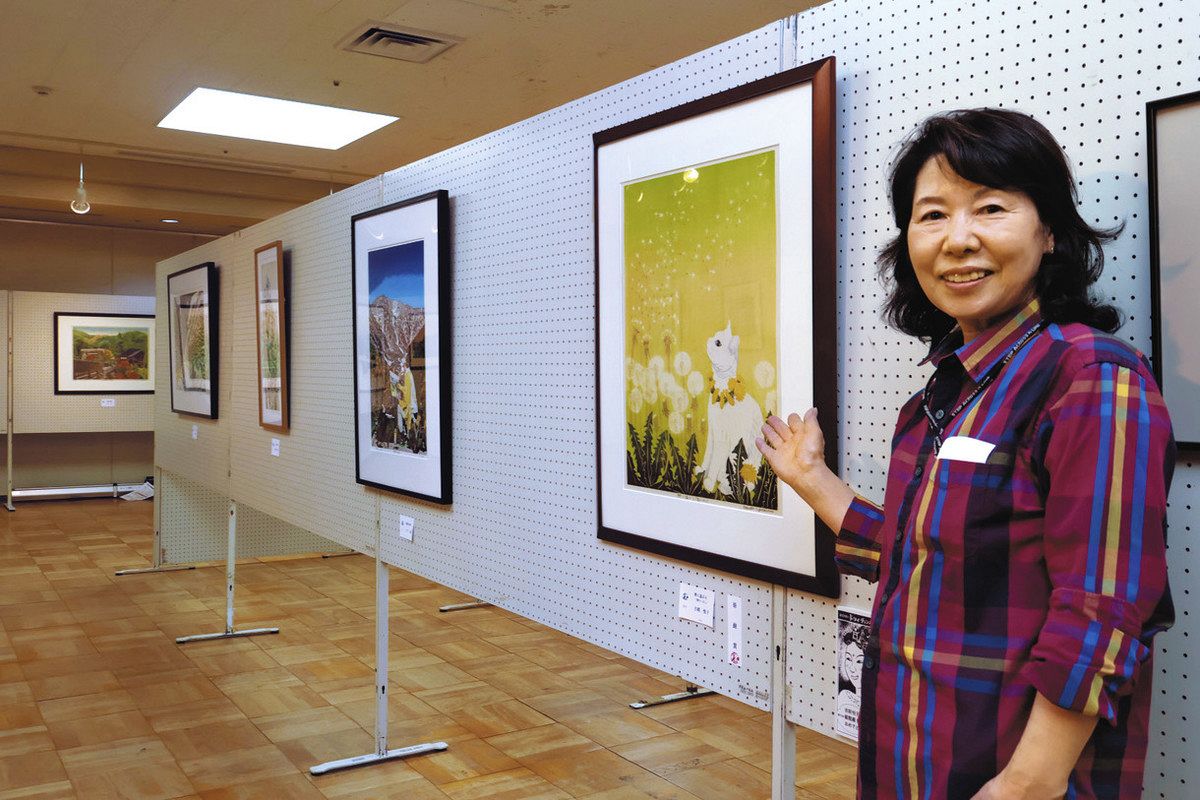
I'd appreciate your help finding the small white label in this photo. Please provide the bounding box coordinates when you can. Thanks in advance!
[191,424,199,440]
[99,398,116,408]
[937,435,995,464]
[270,438,280,457]
[678,583,715,627]
[397,515,415,541]
[727,594,743,667]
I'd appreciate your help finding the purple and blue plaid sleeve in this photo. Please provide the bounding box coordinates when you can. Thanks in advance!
[1020,362,1175,723]
[835,494,885,583]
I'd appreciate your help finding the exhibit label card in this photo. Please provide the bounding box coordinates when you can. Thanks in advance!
[678,583,714,627]
[727,594,743,666]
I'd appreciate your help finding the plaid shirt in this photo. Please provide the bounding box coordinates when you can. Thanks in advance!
[837,298,1175,799]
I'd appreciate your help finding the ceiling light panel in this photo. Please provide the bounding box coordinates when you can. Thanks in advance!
[158,88,397,150]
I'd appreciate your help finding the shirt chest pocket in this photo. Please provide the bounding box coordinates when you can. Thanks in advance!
[916,454,1016,562]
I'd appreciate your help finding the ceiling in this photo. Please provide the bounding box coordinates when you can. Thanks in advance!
[0,0,822,236]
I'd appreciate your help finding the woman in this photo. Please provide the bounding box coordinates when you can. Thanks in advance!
[758,109,1174,800]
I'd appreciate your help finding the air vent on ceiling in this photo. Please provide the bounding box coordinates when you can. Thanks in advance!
[339,22,460,64]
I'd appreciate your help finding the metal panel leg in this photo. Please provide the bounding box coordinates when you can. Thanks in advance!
[176,501,279,644]
[310,513,447,775]
[771,585,796,799]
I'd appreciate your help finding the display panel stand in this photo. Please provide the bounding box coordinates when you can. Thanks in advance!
[438,600,492,613]
[5,292,13,513]
[771,585,796,799]
[629,683,714,709]
[175,501,279,644]
[310,506,448,775]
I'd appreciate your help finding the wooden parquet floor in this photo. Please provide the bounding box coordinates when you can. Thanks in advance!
[0,499,857,799]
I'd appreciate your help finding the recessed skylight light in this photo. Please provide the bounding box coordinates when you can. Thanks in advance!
[158,88,397,150]
[160,218,179,224]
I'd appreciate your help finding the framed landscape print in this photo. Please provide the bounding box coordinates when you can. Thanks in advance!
[167,262,219,418]
[594,58,838,595]
[1148,89,1200,450]
[254,241,288,432]
[351,190,452,503]
[53,312,154,394]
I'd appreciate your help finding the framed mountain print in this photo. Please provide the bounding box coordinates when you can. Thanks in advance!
[1148,89,1200,450]
[167,262,219,418]
[351,190,452,504]
[53,312,154,394]
[254,241,289,432]
[594,58,839,595]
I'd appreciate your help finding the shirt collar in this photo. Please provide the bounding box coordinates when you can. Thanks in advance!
[921,297,1044,382]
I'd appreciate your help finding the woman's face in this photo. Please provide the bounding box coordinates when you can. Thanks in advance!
[840,644,863,687]
[907,156,1054,342]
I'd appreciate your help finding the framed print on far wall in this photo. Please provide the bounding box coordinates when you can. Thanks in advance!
[1148,88,1200,450]
[167,261,219,418]
[53,312,154,394]
[351,190,452,504]
[254,241,288,432]
[594,58,839,596]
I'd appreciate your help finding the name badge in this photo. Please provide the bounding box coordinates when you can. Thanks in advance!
[937,435,996,464]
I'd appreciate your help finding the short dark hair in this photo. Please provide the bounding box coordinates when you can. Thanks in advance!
[877,108,1122,341]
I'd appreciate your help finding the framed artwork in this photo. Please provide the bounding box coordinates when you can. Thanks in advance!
[254,241,289,432]
[1148,89,1200,450]
[53,312,154,395]
[351,190,452,503]
[594,58,839,595]
[167,262,219,418]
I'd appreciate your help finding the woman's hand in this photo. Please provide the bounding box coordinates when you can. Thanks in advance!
[755,408,829,499]
[970,771,1066,800]
[756,408,856,534]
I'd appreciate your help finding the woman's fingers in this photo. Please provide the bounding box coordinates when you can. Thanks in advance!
[761,418,786,448]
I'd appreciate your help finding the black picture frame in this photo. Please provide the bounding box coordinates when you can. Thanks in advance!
[52,312,155,395]
[1147,88,1200,451]
[351,190,452,504]
[593,58,839,596]
[166,261,220,419]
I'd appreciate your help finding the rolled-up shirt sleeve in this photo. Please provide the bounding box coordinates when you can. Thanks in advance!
[1021,361,1175,724]
[835,494,886,583]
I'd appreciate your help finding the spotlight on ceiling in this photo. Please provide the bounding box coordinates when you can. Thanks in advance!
[161,218,180,224]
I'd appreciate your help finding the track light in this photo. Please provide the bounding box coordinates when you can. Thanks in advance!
[70,162,90,215]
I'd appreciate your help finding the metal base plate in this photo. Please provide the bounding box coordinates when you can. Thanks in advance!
[630,687,714,709]
[310,742,449,776]
[176,627,280,644]
[115,564,196,577]
[438,600,492,613]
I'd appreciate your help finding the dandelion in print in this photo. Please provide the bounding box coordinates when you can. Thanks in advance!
[367,240,427,454]
[623,150,779,510]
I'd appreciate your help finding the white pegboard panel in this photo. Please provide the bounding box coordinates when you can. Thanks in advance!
[1151,459,1200,800]
[153,249,231,496]
[157,469,345,564]
[781,0,1200,780]
[234,500,341,559]
[158,21,787,708]
[157,468,229,565]
[11,291,154,434]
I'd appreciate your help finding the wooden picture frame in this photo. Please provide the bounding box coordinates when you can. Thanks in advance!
[167,261,219,419]
[351,190,452,504]
[1148,88,1200,450]
[53,312,155,395]
[594,58,839,596]
[254,241,289,432]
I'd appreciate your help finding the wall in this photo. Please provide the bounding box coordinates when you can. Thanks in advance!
[0,220,202,490]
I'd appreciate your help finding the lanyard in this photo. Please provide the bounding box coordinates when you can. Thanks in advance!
[921,321,1044,455]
